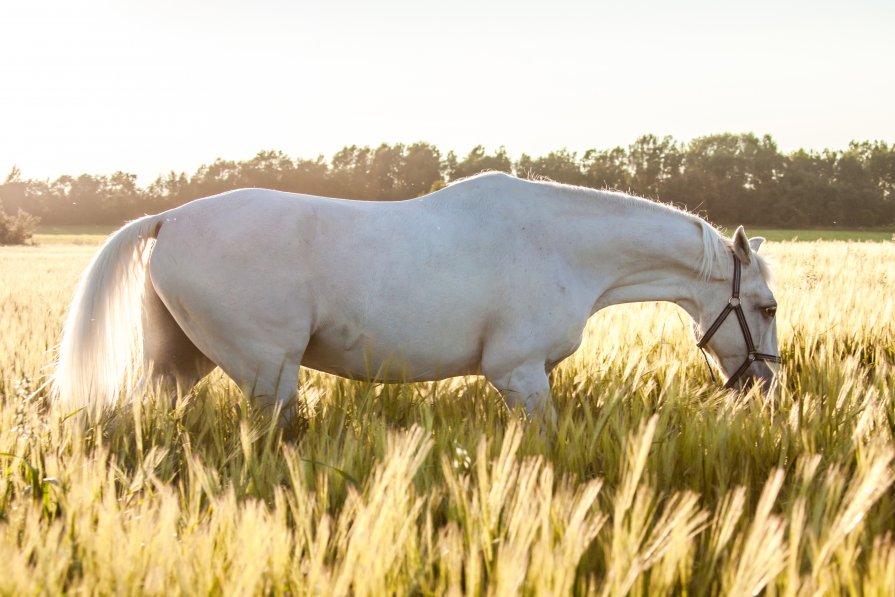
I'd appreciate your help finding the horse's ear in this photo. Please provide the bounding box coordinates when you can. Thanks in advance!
[749,236,765,253]
[732,226,752,266]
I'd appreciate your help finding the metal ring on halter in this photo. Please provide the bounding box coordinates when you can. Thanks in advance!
[696,253,782,389]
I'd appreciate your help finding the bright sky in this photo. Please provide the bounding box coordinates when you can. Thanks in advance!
[2,0,893,183]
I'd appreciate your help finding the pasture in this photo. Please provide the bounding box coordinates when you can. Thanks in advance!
[1,237,894,594]
[725,228,894,243]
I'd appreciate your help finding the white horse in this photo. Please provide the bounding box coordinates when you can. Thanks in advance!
[53,172,780,422]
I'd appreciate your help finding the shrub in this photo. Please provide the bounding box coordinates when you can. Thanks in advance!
[0,200,40,245]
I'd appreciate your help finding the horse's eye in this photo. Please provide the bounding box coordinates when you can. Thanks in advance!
[762,305,777,318]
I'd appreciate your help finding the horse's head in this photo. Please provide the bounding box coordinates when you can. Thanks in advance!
[693,226,780,392]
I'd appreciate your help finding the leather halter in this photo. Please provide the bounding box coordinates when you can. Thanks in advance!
[696,254,782,389]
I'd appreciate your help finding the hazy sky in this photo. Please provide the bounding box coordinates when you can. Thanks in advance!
[2,0,893,183]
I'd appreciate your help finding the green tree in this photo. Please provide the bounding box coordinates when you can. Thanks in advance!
[191,159,243,198]
[4,136,894,228]
[238,150,297,190]
[328,143,443,200]
[290,156,331,197]
[105,171,142,222]
[329,145,374,199]
[775,150,835,226]
[446,145,513,181]
[146,171,192,213]
[581,147,629,191]
[677,133,783,224]
[395,142,442,198]
[369,144,404,200]
[627,135,683,200]
[516,149,586,185]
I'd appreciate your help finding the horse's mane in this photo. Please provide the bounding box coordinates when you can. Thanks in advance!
[449,172,772,284]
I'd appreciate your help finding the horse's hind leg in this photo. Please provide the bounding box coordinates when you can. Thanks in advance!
[139,272,215,403]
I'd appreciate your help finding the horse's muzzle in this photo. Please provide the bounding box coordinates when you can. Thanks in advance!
[737,361,779,394]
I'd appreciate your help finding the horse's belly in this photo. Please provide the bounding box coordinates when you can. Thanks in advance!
[302,322,483,382]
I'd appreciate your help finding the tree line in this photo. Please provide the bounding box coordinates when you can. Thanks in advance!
[1,133,893,228]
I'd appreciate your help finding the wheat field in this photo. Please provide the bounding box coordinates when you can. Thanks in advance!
[1,238,894,595]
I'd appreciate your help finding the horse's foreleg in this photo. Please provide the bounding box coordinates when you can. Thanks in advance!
[245,353,304,430]
[484,360,557,426]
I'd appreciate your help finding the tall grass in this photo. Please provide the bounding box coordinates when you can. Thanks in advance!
[1,240,893,594]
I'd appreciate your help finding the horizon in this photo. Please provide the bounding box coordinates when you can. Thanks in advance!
[3,132,887,186]
[2,131,888,187]
[3,0,893,184]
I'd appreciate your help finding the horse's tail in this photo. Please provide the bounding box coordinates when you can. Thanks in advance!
[53,214,164,412]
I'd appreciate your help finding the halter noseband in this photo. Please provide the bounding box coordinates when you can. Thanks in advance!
[696,254,782,389]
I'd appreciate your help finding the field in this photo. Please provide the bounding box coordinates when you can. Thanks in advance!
[728,228,894,243]
[1,236,895,594]
[32,225,118,246]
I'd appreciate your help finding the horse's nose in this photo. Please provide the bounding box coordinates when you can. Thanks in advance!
[740,361,778,394]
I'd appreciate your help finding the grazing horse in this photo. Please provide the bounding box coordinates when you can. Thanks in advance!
[53,172,780,422]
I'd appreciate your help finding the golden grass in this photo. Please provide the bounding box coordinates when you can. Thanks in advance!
[1,240,894,594]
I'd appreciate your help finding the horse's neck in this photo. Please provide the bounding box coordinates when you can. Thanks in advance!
[573,203,717,318]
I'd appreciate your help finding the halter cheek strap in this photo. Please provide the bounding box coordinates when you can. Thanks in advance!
[696,254,782,389]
